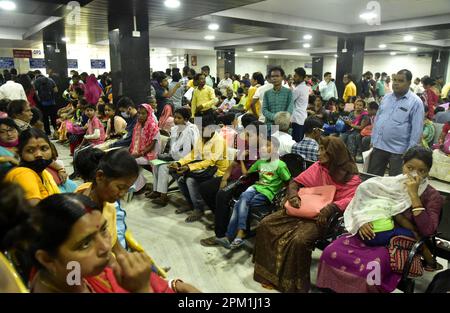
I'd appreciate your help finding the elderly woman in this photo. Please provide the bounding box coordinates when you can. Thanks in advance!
[316,146,443,293]
[271,111,296,156]
[253,136,361,293]
[7,99,33,131]
[0,118,20,177]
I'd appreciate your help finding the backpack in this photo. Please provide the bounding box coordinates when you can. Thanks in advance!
[36,77,55,106]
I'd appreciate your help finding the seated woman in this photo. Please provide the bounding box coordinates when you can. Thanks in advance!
[94,101,127,151]
[4,128,59,206]
[340,98,369,160]
[148,107,199,206]
[307,95,329,124]
[158,104,174,134]
[253,136,361,293]
[0,189,198,293]
[129,103,160,192]
[7,99,33,132]
[271,111,295,156]
[422,106,435,149]
[170,115,230,223]
[0,118,20,177]
[316,146,443,293]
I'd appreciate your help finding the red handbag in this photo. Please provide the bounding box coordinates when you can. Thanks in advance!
[285,169,336,219]
[388,235,423,277]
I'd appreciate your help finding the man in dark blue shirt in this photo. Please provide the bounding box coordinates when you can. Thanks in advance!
[109,97,138,149]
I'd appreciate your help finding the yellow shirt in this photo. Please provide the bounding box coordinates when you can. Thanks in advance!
[4,167,60,201]
[343,81,357,102]
[441,82,450,100]
[187,80,194,88]
[178,132,230,177]
[245,85,261,116]
[191,85,216,117]
[75,182,118,248]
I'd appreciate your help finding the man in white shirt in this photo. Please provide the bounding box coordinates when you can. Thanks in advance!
[0,72,26,101]
[217,72,233,95]
[292,67,309,142]
[412,77,424,95]
[318,72,338,101]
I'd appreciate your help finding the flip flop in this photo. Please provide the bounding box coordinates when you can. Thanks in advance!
[215,237,231,249]
[185,210,204,223]
[175,206,193,214]
[200,236,219,247]
[230,238,246,249]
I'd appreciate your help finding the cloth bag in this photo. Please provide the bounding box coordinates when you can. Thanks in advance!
[429,149,450,182]
[388,235,424,277]
[285,169,336,219]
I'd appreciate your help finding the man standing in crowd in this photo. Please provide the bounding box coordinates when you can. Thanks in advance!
[201,65,214,88]
[0,71,26,100]
[291,67,309,142]
[262,67,293,126]
[34,71,58,136]
[369,69,424,176]
[218,72,233,95]
[342,73,357,102]
[375,72,386,100]
[249,74,273,122]
[318,72,338,102]
[191,73,216,118]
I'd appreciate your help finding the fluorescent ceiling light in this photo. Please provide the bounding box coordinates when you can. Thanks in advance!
[378,44,387,49]
[334,54,338,58]
[246,48,253,52]
[264,55,268,58]
[204,35,215,40]
[359,11,377,20]
[234,54,238,57]
[404,35,414,41]
[0,1,16,10]
[303,43,311,48]
[410,47,417,52]
[164,0,180,9]
[303,34,312,40]
[208,23,219,31]
[62,37,70,42]
[390,52,397,56]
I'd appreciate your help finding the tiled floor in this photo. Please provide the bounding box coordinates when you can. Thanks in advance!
[56,141,447,293]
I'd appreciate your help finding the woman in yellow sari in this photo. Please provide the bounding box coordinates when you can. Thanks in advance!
[4,128,59,206]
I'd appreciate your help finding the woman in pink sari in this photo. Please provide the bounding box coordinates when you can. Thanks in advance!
[254,136,361,292]
[85,74,103,105]
[253,136,361,292]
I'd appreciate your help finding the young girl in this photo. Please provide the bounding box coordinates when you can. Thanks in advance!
[82,103,106,146]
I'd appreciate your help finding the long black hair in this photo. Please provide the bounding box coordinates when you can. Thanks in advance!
[17,128,51,156]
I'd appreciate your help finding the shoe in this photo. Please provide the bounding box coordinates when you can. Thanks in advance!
[230,237,246,249]
[146,191,160,199]
[185,210,204,223]
[215,237,231,249]
[200,236,219,247]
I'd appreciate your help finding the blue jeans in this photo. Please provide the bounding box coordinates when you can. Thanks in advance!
[363,227,414,246]
[226,186,268,239]
[292,123,305,142]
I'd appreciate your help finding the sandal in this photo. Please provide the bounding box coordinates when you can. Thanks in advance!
[200,236,219,247]
[424,261,444,272]
[185,210,204,223]
[230,237,246,249]
[215,237,231,249]
[175,206,193,214]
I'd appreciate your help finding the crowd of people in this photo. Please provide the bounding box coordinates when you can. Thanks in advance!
[0,62,449,293]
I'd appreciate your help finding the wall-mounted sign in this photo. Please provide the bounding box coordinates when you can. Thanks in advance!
[90,59,106,69]
[13,49,32,58]
[32,49,43,56]
[304,63,313,69]
[191,55,197,66]
[0,57,15,69]
[29,58,46,69]
[68,59,78,69]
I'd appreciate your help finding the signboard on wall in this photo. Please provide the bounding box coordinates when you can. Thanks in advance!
[68,59,78,68]
[191,55,197,66]
[90,59,106,69]
[29,58,46,69]
[32,49,43,57]
[304,63,313,69]
[13,49,32,58]
[0,57,14,69]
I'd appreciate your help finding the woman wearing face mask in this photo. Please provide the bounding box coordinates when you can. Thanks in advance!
[317,146,443,293]
[4,128,59,206]
[0,118,20,177]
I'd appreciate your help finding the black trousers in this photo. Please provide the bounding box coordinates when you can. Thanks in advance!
[367,147,403,176]
[39,105,57,135]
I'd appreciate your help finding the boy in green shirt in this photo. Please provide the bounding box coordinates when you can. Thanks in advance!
[222,136,291,249]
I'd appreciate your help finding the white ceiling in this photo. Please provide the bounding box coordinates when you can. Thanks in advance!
[241,0,450,25]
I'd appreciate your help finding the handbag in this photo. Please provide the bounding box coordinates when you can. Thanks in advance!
[285,168,336,219]
[388,235,424,277]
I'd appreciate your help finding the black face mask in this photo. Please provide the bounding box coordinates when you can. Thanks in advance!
[20,158,53,173]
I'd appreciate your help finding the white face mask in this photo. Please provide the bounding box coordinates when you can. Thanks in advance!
[121,112,130,119]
